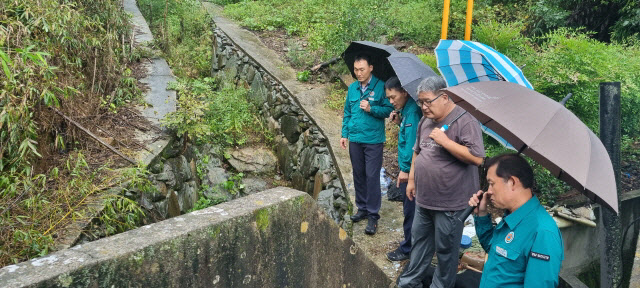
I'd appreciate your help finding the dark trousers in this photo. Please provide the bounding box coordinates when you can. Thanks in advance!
[349,142,383,220]
[399,181,415,254]
[398,207,465,288]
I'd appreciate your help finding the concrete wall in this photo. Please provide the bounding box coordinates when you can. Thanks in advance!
[559,190,640,287]
[210,24,350,227]
[0,188,391,288]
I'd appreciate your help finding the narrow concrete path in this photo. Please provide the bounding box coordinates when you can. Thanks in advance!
[202,3,406,280]
[124,0,176,165]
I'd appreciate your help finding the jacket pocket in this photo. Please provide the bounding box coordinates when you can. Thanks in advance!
[493,245,526,275]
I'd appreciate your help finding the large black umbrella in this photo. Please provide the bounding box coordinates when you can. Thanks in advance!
[387,52,438,100]
[445,81,618,213]
[342,41,398,81]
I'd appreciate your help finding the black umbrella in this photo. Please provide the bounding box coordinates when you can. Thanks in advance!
[387,52,438,100]
[341,41,398,81]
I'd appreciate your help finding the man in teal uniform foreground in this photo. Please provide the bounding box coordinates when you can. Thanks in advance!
[468,153,564,287]
[341,54,393,235]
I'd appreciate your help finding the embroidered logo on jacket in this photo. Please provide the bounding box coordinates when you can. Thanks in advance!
[505,231,514,243]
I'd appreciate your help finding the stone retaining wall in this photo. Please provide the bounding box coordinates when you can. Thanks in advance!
[210,25,350,227]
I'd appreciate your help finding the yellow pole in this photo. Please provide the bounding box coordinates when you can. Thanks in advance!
[464,0,474,40]
[441,0,451,40]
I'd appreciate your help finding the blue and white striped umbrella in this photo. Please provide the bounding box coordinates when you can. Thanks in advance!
[435,39,533,89]
[435,40,534,150]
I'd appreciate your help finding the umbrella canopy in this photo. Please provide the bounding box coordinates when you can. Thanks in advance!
[342,41,398,81]
[435,39,533,89]
[444,81,618,213]
[387,52,438,100]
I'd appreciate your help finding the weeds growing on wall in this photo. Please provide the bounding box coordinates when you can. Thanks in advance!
[163,77,269,147]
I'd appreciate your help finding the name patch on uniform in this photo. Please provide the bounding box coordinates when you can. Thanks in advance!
[496,246,507,258]
[404,123,412,127]
[368,97,374,101]
[530,251,550,261]
[505,231,514,243]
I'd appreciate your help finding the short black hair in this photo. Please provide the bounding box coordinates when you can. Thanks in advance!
[354,54,372,66]
[485,153,534,189]
[385,77,405,92]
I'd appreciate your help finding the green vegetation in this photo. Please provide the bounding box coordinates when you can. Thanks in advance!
[325,83,347,112]
[296,70,311,82]
[137,0,213,78]
[216,0,485,59]
[163,77,268,146]
[223,172,245,196]
[1,0,148,266]
[139,0,271,212]
[255,208,270,232]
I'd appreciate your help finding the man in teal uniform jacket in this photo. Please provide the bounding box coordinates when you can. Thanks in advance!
[468,153,564,287]
[341,54,393,235]
[384,77,422,261]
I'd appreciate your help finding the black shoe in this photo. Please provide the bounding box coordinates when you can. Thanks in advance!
[386,249,410,262]
[365,217,378,235]
[350,210,368,222]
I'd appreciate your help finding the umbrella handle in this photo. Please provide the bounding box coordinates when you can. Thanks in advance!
[440,111,467,132]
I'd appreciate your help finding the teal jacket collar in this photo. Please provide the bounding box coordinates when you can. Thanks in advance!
[402,97,419,115]
[502,195,539,230]
[358,75,381,98]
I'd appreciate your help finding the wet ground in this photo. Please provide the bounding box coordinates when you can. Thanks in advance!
[350,194,408,280]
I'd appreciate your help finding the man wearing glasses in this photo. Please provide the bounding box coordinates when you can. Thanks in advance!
[398,76,485,288]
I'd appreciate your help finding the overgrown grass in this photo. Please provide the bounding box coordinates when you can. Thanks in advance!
[163,77,269,146]
[215,0,494,59]
[325,83,346,112]
[0,153,149,266]
[1,0,148,267]
[137,0,213,78]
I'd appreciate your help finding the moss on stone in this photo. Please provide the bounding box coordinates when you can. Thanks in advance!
[293,195,306,208]
[209,225,222,238]
[57,274,73,287]
[255,208,270,232]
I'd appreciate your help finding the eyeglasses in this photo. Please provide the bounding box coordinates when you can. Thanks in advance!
[417,93,445,107]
